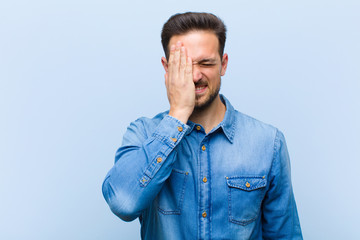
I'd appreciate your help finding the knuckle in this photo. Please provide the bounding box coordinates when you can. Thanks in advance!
[170,57,178,64]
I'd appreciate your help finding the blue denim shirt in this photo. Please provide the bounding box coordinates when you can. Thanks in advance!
[102,95,302,240]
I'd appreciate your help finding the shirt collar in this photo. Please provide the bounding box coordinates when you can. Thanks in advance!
[218,94,236,143]
[186,94,236,143]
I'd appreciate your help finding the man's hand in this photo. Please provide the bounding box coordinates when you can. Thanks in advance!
[165,41,195,124]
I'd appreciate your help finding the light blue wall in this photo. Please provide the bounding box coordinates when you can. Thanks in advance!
[1,0,359,239]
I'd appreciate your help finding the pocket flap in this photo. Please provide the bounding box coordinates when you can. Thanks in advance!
[226,176,267,191]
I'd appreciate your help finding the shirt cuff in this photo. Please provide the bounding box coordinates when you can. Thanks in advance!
[152,115,190,148]
[139,115,189,187]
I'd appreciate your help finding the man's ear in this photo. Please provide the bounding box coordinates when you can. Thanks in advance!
[161,57,168,72]
[220,53,228,76]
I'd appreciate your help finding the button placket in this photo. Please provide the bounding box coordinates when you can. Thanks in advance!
[199,139,210,239]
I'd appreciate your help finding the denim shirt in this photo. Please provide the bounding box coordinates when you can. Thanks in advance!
[102,95,302,240]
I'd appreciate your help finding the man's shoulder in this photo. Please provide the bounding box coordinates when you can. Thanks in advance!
[222,95,280,140]
[232,109,280,141]
[234,110,277,130]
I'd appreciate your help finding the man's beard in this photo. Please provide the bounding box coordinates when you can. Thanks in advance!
[194,81,221,111]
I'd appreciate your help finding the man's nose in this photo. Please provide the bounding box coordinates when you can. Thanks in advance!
[193,65,202,83]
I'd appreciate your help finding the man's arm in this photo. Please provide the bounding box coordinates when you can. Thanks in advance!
[261,130,303,239]
[102,115,189,221]
[102,41,194,221]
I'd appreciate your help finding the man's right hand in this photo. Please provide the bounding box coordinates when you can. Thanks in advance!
[165,41,195,124]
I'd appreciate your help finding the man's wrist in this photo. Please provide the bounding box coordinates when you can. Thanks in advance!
[168,109,191,124]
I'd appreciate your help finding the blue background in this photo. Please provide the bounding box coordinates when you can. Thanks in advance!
[1,0,359,239]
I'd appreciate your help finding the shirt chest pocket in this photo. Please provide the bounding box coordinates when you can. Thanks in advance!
[157,168,188,215]
[226,176,267,225]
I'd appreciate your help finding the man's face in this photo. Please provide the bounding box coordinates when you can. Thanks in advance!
[163,30,228,110]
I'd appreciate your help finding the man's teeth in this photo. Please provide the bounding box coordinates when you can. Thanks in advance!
[196,86,206,90]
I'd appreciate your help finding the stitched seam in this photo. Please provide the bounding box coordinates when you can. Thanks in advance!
[226,176,267,190]
[228,187,266,226]
[269,129,280,181]
[157,169,188,215]
[152,133,176,148]
[227,176,267,226]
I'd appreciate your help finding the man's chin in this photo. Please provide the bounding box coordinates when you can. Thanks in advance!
[194,93,219,111]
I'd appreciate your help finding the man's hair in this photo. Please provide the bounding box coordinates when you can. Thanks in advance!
[161,12,227,60]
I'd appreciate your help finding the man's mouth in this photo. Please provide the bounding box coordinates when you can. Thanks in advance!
[195,85,207,94]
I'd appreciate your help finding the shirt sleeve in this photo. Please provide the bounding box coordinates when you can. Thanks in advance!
[102,115,189,222]
[261,130,303,239]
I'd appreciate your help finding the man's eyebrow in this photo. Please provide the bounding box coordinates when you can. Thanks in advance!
[193,58,217,64]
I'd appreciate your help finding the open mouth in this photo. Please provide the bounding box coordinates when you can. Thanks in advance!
[195,85,207,94]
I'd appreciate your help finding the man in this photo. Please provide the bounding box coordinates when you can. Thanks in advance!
[102,12,302,239]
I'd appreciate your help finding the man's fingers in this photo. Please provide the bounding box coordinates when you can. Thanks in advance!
[179,46,187,81]
[173,41,181,73]
[168,44,175,77]
[168,44,175,63]
[168,41,182,84]
[186,56,193,80]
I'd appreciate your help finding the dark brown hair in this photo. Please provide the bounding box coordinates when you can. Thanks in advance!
[161,12,227,60]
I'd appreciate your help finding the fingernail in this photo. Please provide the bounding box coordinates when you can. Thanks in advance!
[181,46,185,52]
[176,41,181,47]
[170,45,175,51]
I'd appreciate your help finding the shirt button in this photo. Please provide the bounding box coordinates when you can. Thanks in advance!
[203,177,207,183]
[177,126,183,132]
[171,137,177,142]
[202,211,207,218]
[246,182,251,188]
[157,157,162,163]
[201,145,206,151]
[196,126,201,131]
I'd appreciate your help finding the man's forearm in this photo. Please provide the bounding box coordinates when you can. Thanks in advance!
[102,115,189,221]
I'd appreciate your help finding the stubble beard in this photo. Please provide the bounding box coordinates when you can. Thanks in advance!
[194,81,221,112]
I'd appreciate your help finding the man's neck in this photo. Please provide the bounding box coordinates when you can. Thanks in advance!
[189,95,226,134]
